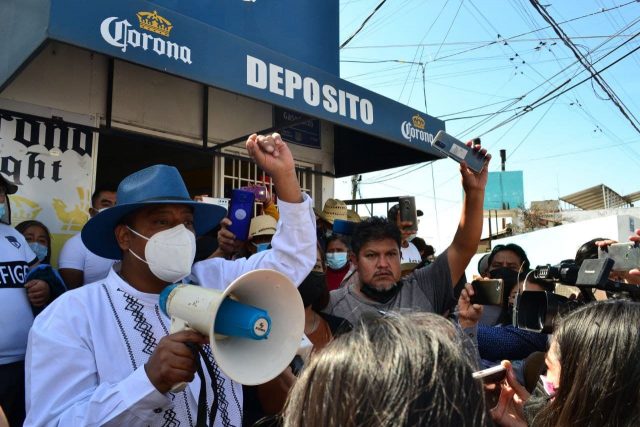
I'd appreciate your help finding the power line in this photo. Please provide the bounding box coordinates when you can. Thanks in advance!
[528,0,640,134]
[340,0,388,49]
[480,34,640,136]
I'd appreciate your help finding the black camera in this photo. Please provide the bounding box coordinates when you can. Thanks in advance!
[514,258,615,333]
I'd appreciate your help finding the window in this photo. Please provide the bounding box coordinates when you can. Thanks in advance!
[219,148,315,202]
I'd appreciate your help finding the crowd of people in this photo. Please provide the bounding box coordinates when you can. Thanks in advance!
[1,133,639,427]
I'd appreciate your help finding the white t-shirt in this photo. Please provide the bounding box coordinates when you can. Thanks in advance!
[58,233,115,285]
[401,241,422,270]
[0,223,37,364]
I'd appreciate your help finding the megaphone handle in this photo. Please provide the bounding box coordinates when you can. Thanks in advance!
[169,317,191,393]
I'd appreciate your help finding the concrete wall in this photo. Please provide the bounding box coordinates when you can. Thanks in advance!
[466,214,640,279]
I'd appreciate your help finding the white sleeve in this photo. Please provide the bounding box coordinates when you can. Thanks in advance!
[16,232,37,265]
[24,302,172,427]
[58,234,85,270]
[192,193,317,290]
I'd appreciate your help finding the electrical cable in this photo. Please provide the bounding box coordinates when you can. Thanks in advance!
[340,0,388,49]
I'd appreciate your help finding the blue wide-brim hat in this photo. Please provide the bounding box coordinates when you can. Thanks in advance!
[82,164,227,260]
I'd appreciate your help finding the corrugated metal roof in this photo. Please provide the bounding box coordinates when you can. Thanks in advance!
[561,184,632,210]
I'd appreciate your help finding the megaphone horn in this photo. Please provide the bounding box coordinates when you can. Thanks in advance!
[159,269,305,386]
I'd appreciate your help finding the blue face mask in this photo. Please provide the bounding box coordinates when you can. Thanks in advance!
[252,242,271,253]
[29,242,48,261]
[326,252,348,270]
[0,203,6,219]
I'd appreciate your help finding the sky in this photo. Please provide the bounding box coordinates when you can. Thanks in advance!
[335,0,640,250]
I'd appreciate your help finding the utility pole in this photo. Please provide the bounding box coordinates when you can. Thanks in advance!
[351,174,361,200]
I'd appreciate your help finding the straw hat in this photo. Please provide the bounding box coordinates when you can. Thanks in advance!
[248,214,277,239]
[317,198,348,224]
[346,209,361,223]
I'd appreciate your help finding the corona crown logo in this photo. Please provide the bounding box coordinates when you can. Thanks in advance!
[136,11,173,37]
[401,114,433,144]
[411,114,425,130]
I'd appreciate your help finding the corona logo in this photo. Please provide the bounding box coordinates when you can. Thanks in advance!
[411,114,425,130]
[401,114,434,144]
[136,11,173,37]
[100,11,192,64]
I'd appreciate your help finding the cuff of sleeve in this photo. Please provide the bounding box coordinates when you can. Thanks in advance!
[276,193,313,226]
[461,324,479,341]
[117,365,172,413]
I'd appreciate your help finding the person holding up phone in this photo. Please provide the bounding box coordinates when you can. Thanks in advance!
[325,140,491,326]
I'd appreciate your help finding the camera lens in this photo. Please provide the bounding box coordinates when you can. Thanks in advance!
[435,141,445,148]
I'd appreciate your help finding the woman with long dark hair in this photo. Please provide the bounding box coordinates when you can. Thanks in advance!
[492,299,640,427]
[282,313,489,427]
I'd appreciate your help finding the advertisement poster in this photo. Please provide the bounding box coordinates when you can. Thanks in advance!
[0,111,96,265]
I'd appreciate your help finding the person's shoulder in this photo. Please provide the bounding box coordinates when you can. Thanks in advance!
[60,232,84,254]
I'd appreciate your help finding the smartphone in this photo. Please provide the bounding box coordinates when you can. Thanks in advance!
[399,196,418,233]
[431,130,487,173]
[472,364,507,384]
[470,279,504,306]
[227,189,255,241]
[598,242,640,271]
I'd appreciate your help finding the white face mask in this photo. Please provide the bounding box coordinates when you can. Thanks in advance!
[127,224,196,283]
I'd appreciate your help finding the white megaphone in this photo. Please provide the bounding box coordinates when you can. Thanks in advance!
[159,269,304,386]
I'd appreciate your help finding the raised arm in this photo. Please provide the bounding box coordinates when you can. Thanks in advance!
[447,142,490,285]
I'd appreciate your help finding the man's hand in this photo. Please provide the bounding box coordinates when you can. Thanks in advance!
[25,279,50,307]
[216,218,244,258]
[246,133,302,203]
[460,140,490,193]
[490,361,530,427]
[246,133,295,181]
[394,210,415,245]
[458,283,483,329]
[145,330,208,394]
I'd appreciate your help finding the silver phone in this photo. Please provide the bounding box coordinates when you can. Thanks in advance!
[431,130,486,173]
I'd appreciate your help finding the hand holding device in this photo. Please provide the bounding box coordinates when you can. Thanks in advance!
[598,241,640,272]
[398,196,418,234]
[431,131,488,173]
[228,189,255,241]
[470,279,504,306]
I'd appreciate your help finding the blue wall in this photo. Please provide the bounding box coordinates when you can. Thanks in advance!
[148,0,339,75]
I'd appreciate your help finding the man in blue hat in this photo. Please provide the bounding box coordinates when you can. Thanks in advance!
[24,133,316,427]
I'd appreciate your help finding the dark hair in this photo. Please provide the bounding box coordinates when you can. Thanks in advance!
[351,216,401,256]
[15,220,52,264]
[525,274,555,293]
[488,243,530,271]
[574,238,608,266]
[534,300,640,427]
[410,236,427,252]
[91,187,116,208]
[282,313,489,427]
[387,204,399,221]
[325,233,352,252]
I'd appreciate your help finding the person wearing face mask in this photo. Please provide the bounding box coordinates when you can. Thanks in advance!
[478,243,531,326]
[325,141,491,326]
[325,234,354,291]
[246,214,277,256]
[58,187,117,288]
[24,133,317,427]
[491,300,640,427]
[15,220,67,315]
[0,175,43,427]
